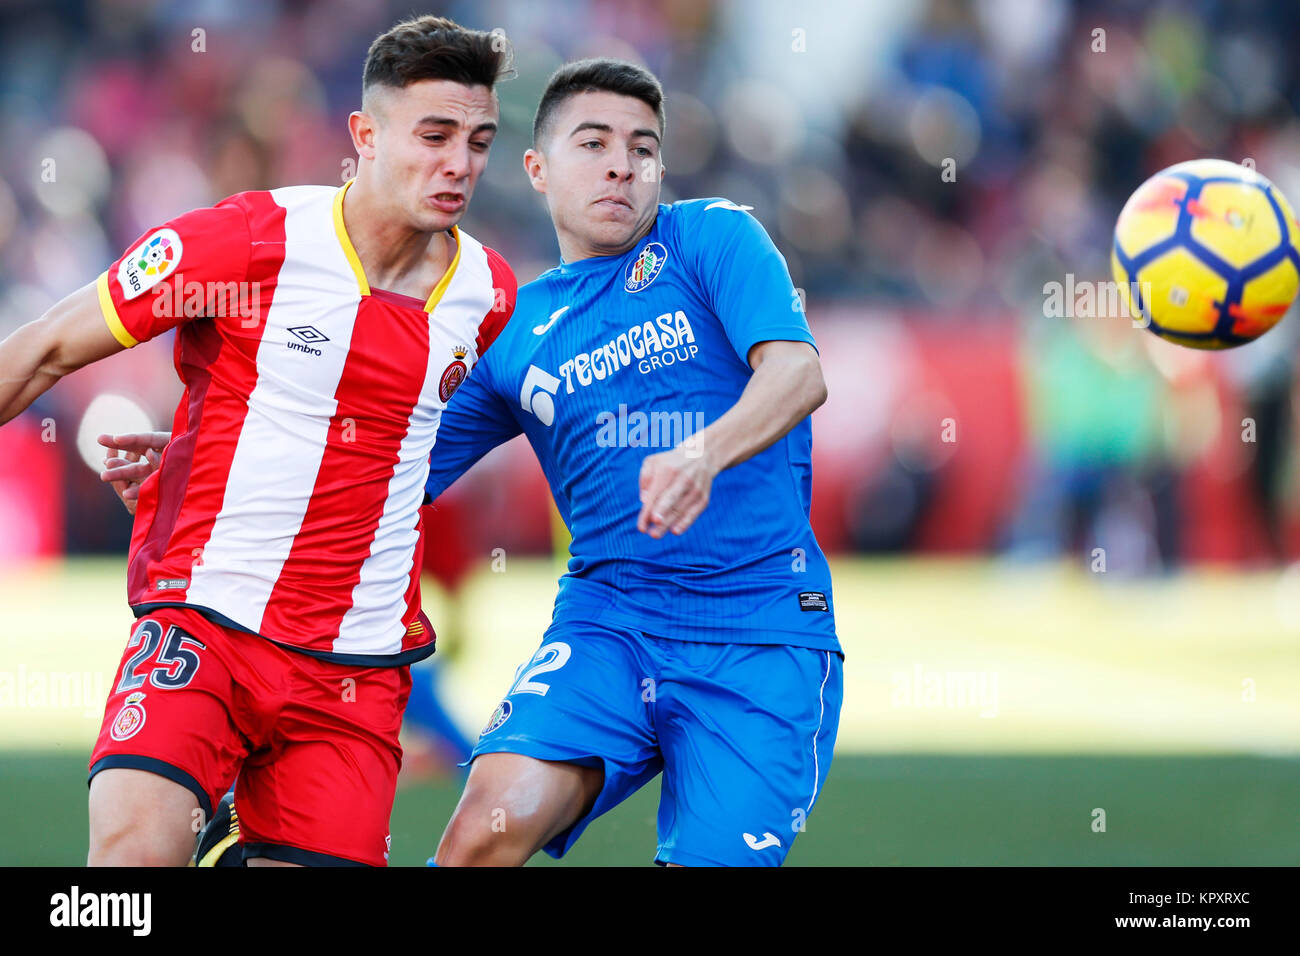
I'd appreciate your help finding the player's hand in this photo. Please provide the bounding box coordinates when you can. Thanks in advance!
[97,431,171,515]
[637,441,717,539]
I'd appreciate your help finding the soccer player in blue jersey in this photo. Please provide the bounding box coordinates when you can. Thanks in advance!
[430,59,842,867]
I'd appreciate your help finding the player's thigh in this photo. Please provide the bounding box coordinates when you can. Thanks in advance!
[236,659,410,867]
[437,752,603,864]
[443,622,661,862]
[656,643,844,867]
[87,768,201,866]
[87,611,249,863]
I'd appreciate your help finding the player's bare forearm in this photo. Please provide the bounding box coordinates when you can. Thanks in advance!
[696,340,827,474]
[0,281,124,426]
[0,337,61,426]
[637,340,826,538]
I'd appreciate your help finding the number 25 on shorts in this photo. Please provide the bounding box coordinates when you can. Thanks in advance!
[116,619,205,693]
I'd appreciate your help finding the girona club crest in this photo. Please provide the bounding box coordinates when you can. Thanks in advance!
[110,692,148,741]
[439,345,469,402]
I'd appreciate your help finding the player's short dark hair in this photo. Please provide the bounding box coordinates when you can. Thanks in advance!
[533,58,665,147]
[363,15,513,104]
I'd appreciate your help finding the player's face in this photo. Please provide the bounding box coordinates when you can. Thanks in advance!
[366,79,499,233]
[527,91,663,258]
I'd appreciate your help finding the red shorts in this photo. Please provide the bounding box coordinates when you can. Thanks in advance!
[89,606,412,866]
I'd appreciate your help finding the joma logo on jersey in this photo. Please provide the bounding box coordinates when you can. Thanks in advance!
[286,325,329,356]
[556,310,698,394]
[743,831,782,851]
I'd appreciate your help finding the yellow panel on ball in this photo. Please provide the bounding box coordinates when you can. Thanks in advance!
[1113,174,1184,259]
[1233,257,1299,340]
[1136,247,1227,337]
[1188,181,1282,270]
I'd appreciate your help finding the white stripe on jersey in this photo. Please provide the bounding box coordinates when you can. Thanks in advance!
[186,186,361,632]
[334,232,497,652]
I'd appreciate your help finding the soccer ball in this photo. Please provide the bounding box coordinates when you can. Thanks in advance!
[1111,159,1300,349]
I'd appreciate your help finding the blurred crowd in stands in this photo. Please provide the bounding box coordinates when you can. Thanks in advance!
[3,0,1300,568]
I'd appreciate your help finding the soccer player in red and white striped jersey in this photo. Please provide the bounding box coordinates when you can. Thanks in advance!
[0,16,515,867]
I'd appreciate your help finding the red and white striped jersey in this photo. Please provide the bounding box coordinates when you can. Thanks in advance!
[96,181,515,664]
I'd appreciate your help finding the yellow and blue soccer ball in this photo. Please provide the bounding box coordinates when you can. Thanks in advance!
[1112,159,1300,349]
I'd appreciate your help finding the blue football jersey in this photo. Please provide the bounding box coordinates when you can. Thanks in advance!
[425,199,838,652]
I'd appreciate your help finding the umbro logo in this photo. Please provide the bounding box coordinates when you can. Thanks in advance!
[286,325,328,356]
[288,326,329,344]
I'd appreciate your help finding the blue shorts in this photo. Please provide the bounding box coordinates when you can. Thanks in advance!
[467,619,844,866]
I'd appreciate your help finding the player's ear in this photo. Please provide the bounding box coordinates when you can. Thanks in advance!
[523,148,547,195]
[349,111,378,161]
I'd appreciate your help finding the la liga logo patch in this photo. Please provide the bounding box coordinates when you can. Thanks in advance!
[110,692,147,741]
[624,242,667,293]
[118,228,182,300]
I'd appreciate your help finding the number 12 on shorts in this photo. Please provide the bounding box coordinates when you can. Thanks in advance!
[116,619,206,693]
[507,641,571,697]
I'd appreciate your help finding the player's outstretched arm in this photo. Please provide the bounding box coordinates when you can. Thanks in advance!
[0,281,125,427]
[97,431,172,515]
[637,339,826,538]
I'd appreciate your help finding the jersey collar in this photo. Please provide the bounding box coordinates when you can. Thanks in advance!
[333,178,462,313]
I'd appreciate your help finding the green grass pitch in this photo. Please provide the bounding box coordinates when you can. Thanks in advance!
[2,556,1298,865]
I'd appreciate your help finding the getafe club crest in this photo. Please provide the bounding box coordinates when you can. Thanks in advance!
[439,345,469,402]
[480,699,511,736]
[625,242,667,293]
[110,692,148,741]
